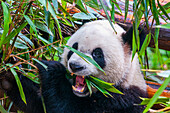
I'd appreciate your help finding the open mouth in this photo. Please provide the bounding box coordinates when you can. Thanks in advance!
[72,75,90,97]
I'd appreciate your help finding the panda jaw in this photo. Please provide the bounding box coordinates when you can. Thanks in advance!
[72,75,90,97]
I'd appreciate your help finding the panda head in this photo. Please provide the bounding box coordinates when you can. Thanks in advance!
[62,20,146,97]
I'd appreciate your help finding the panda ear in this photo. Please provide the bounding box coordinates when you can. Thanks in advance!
[122,26,146,51]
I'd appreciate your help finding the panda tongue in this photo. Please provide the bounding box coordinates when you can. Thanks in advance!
[76,76,85,85]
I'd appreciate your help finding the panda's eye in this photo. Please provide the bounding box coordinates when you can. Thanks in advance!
[92,48,103,58]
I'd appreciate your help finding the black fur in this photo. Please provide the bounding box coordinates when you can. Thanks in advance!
[67,42,78,60]
[92,48,106,68]
[1,61,147,113]
[122,26,146,51]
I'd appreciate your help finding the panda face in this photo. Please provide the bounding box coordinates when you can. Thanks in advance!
[61,20,130,97]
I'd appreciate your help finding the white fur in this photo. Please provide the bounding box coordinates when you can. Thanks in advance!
[62,20,146,92]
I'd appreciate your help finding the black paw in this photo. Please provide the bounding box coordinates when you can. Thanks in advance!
[36,60,66,80]
[0,70,15,90]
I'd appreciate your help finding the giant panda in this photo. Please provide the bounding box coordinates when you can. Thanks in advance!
[0,20,147,113]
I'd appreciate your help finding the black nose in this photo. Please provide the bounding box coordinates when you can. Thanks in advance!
[69,63,84,72]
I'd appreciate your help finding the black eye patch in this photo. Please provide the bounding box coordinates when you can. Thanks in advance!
[92,48,105,69]
[67,42,78,60]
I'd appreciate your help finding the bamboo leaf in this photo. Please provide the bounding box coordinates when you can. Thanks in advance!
[38,0,62,40]
[112,0,122,13]
[99,0,116,33]
[142,0,149,28]
[0,1,12,48]
[85,79,92,96]
[0,105,7,113]
[91,82,112,97]
[24,15,38,38]
[88,76,123,94]
[3,22,28,44]
[76,0,87,14]
[140,97,169,105]
[32,58,48,70]
[143,75,170,113]
[89,76,114,86]
[157,0,170,20]
[35,21,53,36]
[110,0,115,23]
[10,68,27,104]
[24,72,40,84]
[124,0,129,22]
[52,0,58,13]
[154,23,170,29]
[139,33,151,56]
[163,2,170,9]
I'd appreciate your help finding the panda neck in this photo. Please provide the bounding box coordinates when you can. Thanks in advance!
[120,52,147,92]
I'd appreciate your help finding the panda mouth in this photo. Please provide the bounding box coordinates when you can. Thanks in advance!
[72,76,89,97]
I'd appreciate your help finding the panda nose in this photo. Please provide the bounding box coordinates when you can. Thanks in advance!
[69,63,84,72]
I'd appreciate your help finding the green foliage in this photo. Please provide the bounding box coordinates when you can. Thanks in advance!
[86,76,123,97]
[143,75,170,113]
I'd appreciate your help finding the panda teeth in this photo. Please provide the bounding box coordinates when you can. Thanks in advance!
[80,85,85,92]
[72,85,77,91]
[72,85,86,93]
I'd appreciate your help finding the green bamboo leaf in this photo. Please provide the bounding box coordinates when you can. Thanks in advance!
[142,0,149,28]
[12,41,28,49]
[88,76,123,94]
[158,11,168,23]
[24,15,38,38]
[3,22,27,44]
[89,76,114,86]
[133,0,140,51]
[124,0,129,22]
[91,82,112,97]
[64,45,105,74]
[112,0,122,13]
[32,58,48,70]
[35,21,53,36]
[10,68,27,104]
[139,33,151,56]
[154,23,170,29]
[38,0,62,40]
[18,32,34,47]
[44,6,51,27]
[0,1,12,48]
[140,97,169,105]
[0,105,7,113]
[99,0,116,33]
[143,75,170,113]
[85,79,92,96]
[157,0,170,20]
[132,25,137,61]
[76,0,87,14]
[150,0,160,25]
[52,0,58,13]
[92,0,98,5]
[25,73,40,84]
[110,0,115,23]
[7,102,13,112]
[163,2,170,9]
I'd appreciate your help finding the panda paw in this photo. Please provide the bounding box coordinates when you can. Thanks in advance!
[0,70,15,91]
[36,60,66,80]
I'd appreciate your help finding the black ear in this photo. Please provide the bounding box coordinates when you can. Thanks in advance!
[122,26,146,51]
